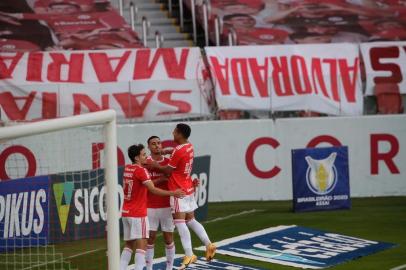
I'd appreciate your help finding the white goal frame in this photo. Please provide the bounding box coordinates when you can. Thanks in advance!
[0,110,120,270]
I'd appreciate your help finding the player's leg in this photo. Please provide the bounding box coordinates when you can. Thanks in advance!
[145,231,156,270]
[186,211,216,261]
[132,217,150,270]
[163,233,175,270]
[161,207,176,270]
[146,208,159,270]
[171,196,197,269]
[134,239,148,270]
[120,241,134,270]
[120,217,134,270]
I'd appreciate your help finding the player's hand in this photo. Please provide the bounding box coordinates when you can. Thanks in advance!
[162,148,174,155]
[173,189,186,198]
[193,178,200,187]
[144,160,159,169]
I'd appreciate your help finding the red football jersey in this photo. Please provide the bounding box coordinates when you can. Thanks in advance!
[168,143,195,195]
[146,156,171,208]
[122,164,151,217]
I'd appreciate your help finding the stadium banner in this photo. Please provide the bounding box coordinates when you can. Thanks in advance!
[48,168,117,243]
[191,156,211,221]
[196,225,395,269]
[0,48,211,122]
[48,158,210,243]
[0,176,49,252]
[150,255,266,269]
[361,41,406,95]
[292,146,351,212]
[0,115,405,201]
[205,44,363,116]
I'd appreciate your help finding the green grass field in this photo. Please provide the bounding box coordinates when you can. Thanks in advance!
[4,197,406,270]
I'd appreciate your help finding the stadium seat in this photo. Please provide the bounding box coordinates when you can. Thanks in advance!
[218,110,243,120]
[375,84,404,114]
[376,93,404,114]
[298,111,321,117]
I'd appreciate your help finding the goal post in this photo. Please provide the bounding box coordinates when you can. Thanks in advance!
[0,110,120,270]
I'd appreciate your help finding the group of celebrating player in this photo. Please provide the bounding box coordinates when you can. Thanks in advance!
[119,123,216,270]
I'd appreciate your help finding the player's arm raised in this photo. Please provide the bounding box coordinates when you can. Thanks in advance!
[144,180,185,198]
[145,161,175,175]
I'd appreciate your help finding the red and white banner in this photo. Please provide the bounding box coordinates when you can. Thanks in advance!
[361,41,406,96]
[0,48,211,122]
[205,44,363,116]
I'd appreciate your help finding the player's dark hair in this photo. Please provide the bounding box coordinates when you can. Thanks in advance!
[128,144,144,163]
[147,136,160,144]
[176,123,191,139]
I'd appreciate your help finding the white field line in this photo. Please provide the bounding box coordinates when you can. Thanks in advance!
[21,248,105,270]
[155,208,265,238]
[66,248,105,259]
[203,209,264,224]
[390,264,406,270]
[22,259,62,270]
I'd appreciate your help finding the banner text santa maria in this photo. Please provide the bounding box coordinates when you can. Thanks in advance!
[0,48,211,122]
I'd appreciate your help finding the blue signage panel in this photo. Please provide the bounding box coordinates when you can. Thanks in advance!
[212,225,395,269]
[292,146,351,212]
[0,176,49,252]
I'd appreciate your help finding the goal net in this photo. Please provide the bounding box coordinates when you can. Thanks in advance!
[0,110,120,270]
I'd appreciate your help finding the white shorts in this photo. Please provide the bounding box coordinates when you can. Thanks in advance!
[122,216,149,241]
[170,194,198,214]
[147,207,175,232]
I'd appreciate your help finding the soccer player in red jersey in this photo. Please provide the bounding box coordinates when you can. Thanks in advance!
[148,124,216,269]
[120,144,184,270]
[144,136,175,270]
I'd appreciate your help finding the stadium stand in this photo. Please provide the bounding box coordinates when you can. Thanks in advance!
[0,0,405,119]
[0,0,143,51]
[180,0,406,46]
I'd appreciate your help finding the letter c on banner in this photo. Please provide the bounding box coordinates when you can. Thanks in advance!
[245,137,281,179]
[307,135,342,148]
[0,146,37,180]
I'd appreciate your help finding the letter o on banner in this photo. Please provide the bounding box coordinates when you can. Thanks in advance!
[307,135,342,148]
[0,145,37,180]
[245,137,281,179]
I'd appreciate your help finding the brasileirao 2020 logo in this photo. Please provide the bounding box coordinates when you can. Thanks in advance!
[305,152,338,195]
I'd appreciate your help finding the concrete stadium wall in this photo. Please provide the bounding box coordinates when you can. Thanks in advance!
[1,115,405,202]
